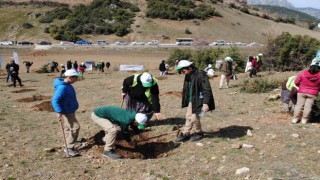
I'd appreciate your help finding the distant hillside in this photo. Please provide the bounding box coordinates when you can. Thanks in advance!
[256,5,318,22]
[296,7,320,19]
[247,0,294,8]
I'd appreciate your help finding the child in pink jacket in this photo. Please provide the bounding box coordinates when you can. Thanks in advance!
[291,62,320,124]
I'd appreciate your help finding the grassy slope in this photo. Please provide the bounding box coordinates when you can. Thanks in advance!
[0,1,320,44]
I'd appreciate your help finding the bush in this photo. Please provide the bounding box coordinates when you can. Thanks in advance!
[264,32,320,71]
[36,64,50,73]
[185,28,192,34]
[239,78,282,93]
[22,23,33,29]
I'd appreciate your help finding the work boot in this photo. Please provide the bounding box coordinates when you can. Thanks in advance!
[190,132,204,142]
[102,151,121,160]
[301,119,308,124]
[64,147,80,157]
[73,141,83,149]
[175,133,190,142]
[291,118,299,124]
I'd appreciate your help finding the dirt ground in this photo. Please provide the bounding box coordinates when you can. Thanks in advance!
[1,47,320,179]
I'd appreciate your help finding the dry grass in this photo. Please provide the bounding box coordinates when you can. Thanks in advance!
[1,48,320,179]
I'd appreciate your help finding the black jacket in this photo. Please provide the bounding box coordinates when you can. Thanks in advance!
[122,74,161,113]
[181,68,215,113]
[159,62,166,71]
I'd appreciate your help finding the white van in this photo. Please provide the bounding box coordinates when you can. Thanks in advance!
[210,40,225,46]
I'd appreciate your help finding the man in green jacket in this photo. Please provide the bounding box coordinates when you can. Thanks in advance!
[175,60,215,142]
[91,106,147,159]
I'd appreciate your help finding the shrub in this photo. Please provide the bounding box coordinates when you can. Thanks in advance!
[36,64,50,73]
[239,78,282,93]
[185,28,192,34]
[22,23,33,29]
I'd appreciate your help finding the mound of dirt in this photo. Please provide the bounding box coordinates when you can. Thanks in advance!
[11,89,36,93]
[17,95,51,102]
[32,101,54,112]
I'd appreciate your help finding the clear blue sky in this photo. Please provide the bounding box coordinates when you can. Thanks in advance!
[287,0,320,9]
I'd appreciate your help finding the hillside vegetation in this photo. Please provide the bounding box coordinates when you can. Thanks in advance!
[0,0,320,44]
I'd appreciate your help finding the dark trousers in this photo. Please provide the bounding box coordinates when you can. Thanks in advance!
[11,74,22,87]
[6,71,10,82]
[249,68,257,78]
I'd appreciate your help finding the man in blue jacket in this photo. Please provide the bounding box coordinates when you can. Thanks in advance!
[51,69,82,157]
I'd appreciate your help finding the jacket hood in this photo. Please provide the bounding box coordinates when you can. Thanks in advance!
[304,71,320,83]
[53,78,67,88]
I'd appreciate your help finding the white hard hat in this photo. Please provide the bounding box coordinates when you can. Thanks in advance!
[175,60,193,70]
[225,57,233,62]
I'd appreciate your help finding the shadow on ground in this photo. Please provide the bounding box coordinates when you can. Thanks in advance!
[205,125,253,139]
[147,117,185,127]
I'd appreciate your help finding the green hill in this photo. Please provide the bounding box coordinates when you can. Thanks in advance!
[0,0,320,44]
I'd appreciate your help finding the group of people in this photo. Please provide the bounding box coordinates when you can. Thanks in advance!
[5,60,23,87]
[245,53,263,78]
[96,61,111,72]
[51,60,215,159]
[60,60,87,78]
[158,60,170,76]
[281,56,320,124]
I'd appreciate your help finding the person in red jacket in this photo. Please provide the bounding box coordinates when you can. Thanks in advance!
[291,61,320,124]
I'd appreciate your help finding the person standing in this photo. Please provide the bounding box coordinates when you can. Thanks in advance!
[9,60,23,87]
[291,61,320,124]
[77,62,86,79]
[60,64,66,78]
[101,61,105,72]
[73,61,78,71]
[66,60,72,70]
[122,72,163,121]
[159,60,166,76]
[51,69,83,157]
[106,62,111,70]
[91,106,147,159]
[219,57,233,89]
[175,60,215,142]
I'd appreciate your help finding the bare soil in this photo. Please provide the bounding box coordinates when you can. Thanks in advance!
[1,48,320,180]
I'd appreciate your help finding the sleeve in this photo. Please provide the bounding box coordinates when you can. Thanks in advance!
[294,72,303,87]
[51,86,65,113]
[122,76,134,93]
[121,124,132,142]
[151,83,161,113]
[201,73,213,105]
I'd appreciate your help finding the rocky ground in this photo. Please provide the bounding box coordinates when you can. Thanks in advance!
[0,48,320,180]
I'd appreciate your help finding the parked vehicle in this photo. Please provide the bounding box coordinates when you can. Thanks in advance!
[235,42,247,46]
[147,40,159,45]
[37,41,52,45]
[0,41,14,45]
[248,42,260,46]
[60,41,74,46]
[17,41,34,45]
[176,38,194,46]
[131,41,145,45]
[97,40,109,45]
[75,39,92,45]
[209,40,225,46]
[115,41,128,45]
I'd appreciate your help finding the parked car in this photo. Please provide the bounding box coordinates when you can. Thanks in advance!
[75,39,92,45]
[131,41,145,45]
[97,40,109,45]
[37,41,52,45]
[0,41,14,45]
[248,42,260,46]
[17,41,34,45]
[235,42,247,46]
[60,41,74,46]
[209,40,225,46]
[225,42,236,46]
[147,40,159,45]
[115,41,128,45]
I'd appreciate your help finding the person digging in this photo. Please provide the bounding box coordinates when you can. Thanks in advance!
[91,106,148,159]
